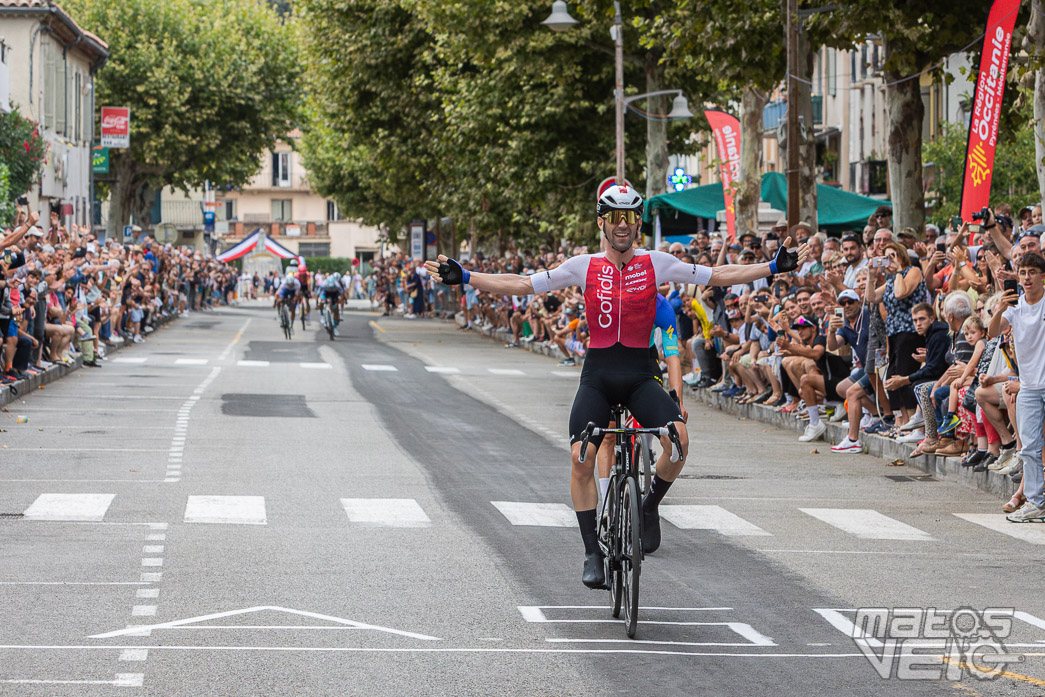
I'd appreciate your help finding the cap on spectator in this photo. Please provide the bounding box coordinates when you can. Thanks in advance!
[838,289,860,303]
[41,244,55,253]
[764,231,779,241]
[26,226,43,237]
[73,247,87,259]
[728,243,743,252]
[727,310,742,320]
[739,249,756,259]
[791,315,819,330]
[1020,206,1032,217]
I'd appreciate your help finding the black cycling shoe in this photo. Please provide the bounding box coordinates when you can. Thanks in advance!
[642,502,661,554]
[582,552,607,589]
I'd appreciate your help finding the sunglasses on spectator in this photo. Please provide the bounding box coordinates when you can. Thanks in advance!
[601,210,640,225]
[839,298,857,306]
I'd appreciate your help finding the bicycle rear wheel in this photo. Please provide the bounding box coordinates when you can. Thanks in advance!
[621,476,641,638]
[323,308,335,340]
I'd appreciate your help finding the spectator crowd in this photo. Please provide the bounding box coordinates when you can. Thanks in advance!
[0,204,241,395]
[362,201,1045,520]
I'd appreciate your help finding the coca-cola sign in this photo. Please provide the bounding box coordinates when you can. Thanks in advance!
[100,106,130,148]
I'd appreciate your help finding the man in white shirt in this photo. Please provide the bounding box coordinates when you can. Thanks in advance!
[989,252,1045,522]
[841,233,870,289]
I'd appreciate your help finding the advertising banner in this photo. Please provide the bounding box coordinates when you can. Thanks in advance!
[100,107,130,148]
[959,0,1020,222]
[704,110,741,242]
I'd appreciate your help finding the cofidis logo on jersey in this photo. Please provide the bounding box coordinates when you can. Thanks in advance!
[596,264,615,328]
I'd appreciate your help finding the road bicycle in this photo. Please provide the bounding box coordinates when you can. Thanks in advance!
[279,298,294,340]
[319,299,336,340]
[579,409,682,638]
[625,389,682,497]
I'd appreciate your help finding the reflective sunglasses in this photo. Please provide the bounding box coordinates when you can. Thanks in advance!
[602,209,640,225]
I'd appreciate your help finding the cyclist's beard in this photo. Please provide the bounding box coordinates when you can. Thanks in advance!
[604,225,636,253]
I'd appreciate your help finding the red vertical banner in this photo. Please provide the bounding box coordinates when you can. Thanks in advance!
[704,110,741,243]
[959,0,1020,221]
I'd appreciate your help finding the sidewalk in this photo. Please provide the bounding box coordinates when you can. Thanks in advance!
[0,312,179,409]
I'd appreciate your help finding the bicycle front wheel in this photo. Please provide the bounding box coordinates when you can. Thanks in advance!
[634,435,653,497]
[600,479,622,618]
[621,476,641,638]
[280,305,292,340]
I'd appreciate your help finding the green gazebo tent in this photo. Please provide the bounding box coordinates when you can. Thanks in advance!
[643,171,889,234]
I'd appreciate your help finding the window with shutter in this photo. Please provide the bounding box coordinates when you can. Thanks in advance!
[277,152,291,187]
[43,42,55,129]
[84,77,93,142]
[56,51,67,136]
[271,152,279,186]
[74,71,81,142]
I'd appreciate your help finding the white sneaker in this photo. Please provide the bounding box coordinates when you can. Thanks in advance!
[333,327,340,337]
[897,429,925,444]
[682,372,699,386]
[133,335,144,343]
[998,455,1023,477]
[831,438,864,454]
[1007,502,1045,523]
[829,406,847,423]
[995,445,1018,469]
[799,421,827,442]
[899,413,924,431]
[859,414,875,430]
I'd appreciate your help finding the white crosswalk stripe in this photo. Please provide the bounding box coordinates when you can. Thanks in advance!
[237,360,270,367]
[424,366,460,374]
[491,501,577,527]
[799,508,934,541]
[954,513,1045,544]
[361,364,397,372]
[660,505,772,536]
[301,362,333,369]
[112,357,148,364]
[340,498,431,527]
[184,496,267,525]
[551,371,579,378]
[23,493,115,521]
[488,368,525,376]
[174,358,209,366]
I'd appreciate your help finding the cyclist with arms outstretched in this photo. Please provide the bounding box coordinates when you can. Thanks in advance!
[426,186,807,589]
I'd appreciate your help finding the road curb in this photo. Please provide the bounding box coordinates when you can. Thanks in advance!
[691,388,1018,499]
[453,312,587,366]
[0,313,178,409]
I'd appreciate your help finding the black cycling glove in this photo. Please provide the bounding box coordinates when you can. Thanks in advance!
[438,257,469,285]
[770,244,800,274]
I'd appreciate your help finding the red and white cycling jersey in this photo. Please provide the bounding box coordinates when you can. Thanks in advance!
[529,250,713,349]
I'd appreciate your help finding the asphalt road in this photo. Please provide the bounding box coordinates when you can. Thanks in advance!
[0,300,1043,696]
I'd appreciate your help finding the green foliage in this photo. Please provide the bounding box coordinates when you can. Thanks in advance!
[0,161,16,227]
[0,106,48,196]
[280,256,356,275]
[64,0,302,221]
[924,120,1039,225]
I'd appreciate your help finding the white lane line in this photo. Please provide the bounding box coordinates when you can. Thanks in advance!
[424,366,461,374]
[237,360,269,367]
[184,496,267,525]
[119,649,148,661]
[0,582,148,586]
[174,358,209,366]
[0,674,143,686]
[490,501,577,527]
[340,498,431,528]
[23,494,115,522]
[551,371,579,378]
[488,368,525,376]
[301,362,333,369]
[112,357,148,364]
[799,508,935,541]
[361,364,396,372]
[954,513,1045,544]
[659,505,772,537]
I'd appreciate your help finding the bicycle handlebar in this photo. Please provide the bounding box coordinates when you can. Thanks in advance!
[578,421,683,464]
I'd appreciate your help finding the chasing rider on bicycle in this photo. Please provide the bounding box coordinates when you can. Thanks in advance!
[275,270,302,325]
[319,272,344,336]
[425,185,807,589]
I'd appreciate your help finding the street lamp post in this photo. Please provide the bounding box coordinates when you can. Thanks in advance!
[543,2,691,188]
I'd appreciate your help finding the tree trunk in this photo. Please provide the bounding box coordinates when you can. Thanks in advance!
[107,154,137,240]
[884,38,925,234]
[738,87,769,238]
[796,31,818,231]
[1030,0,1045,206]
[644,52,669,200]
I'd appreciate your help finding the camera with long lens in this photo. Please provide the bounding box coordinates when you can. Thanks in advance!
[971,206,991,221]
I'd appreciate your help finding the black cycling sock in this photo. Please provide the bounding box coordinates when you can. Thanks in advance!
[644,475,673,510]
[1002,440,1017,450]
[576,509,599,554]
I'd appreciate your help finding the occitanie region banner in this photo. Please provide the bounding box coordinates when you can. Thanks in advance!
[705,110,741,242]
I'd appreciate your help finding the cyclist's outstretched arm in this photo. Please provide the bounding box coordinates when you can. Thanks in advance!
[709,237,809,286]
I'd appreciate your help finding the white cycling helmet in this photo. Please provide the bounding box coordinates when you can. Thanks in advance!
[332,272,342,282]
[596,184,643,217]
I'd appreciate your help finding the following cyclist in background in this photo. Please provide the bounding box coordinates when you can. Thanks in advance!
[275,270,302,325]
[426,185,808,589]
[595,291,686,506]
[294,261,312,326]
[320,272,344,336]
